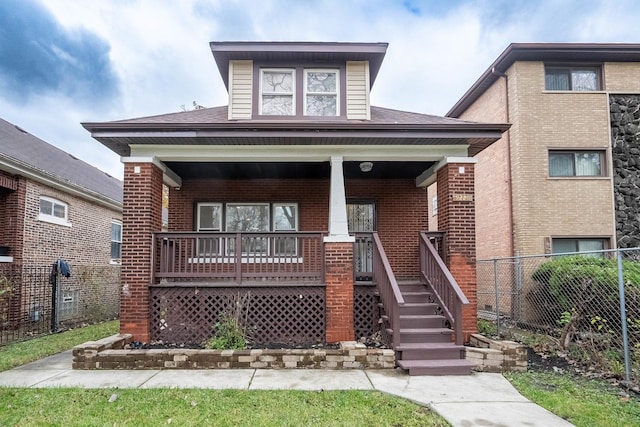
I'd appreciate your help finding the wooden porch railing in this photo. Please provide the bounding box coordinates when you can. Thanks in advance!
[153,232,325,284]
[419,231,469,345]
[371,232,404,349]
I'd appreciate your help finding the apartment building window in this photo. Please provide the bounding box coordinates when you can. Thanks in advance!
[260,69,295,115]
[38,196,70,226]
[110,221,122,261]
[432,196,438,215]
[545,66,601,91]
[552,238,607,255]
[549,150,604,177]
[304,69,339,116]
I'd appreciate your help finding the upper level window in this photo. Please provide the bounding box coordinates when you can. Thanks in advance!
[260,69,295,115]
[38,196,70,226]
[545,66,601,91]
[549,150,604,177]
[111,221,122,261]
[304,69,339,116]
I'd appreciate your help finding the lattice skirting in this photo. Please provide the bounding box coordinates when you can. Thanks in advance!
[150,285,380,345]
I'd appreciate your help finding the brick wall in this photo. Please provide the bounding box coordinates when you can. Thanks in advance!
[121,162,163,342]
[325,242,354,342]
[507,61,613,256]
[437,163,477,340]
[0,171,26,265]
[457,77,513,260]
[169,178,428,279]
[21,180,121,265]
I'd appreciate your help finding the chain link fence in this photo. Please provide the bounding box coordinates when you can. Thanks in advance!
[0,264,120,346]
[477,248,640,381]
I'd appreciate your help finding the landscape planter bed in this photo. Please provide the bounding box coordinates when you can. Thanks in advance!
[73,334,395,370]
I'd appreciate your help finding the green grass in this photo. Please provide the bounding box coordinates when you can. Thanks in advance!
[0,320,119,372]
[0,320,448,426]
[504,370,640,427]
[0,388,448,426]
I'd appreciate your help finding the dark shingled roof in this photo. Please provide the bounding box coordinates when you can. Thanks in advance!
[0,117,123,205]
[91,105,487,127]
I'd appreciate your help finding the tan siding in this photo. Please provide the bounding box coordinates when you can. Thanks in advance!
[346,61,370,120]
[228,60,253,120]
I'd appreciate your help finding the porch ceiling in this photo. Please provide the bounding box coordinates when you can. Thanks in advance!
[164,160,436,180]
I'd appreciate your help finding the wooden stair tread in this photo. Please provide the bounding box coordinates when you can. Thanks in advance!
[396,342,464,350]
[399,328,452,334]
[397,359,473,368]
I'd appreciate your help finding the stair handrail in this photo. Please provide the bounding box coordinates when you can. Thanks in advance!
[371,232,404,349]
[419,232,469,345]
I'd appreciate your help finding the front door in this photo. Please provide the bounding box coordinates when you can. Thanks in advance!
[347,201,375,280]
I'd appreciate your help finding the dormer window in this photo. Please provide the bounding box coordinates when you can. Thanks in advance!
[305,69,339,116]
[260,69,295,115]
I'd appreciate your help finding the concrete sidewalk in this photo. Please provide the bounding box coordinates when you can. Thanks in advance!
[0,351,574,427]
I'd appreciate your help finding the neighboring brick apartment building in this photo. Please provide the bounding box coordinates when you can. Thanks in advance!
[0,117,123,329]
[443,43,640,259]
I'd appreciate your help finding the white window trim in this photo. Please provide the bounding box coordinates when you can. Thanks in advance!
[259,68,295,116]
[38,196,71,227]
[196,203,223,231]
[110,220,122,264]
[303,69,340,116]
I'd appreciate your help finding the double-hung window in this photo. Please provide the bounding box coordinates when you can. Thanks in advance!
[273,203,298,255]
[260,69,295,115]
[304,69,339,116]
[545,66,601,91]
[548,150,604,177]
[38,196,70,226]
[110,221,122,262]
[196,203,222,256]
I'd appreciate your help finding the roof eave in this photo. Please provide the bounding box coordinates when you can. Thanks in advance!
[447,42,640,118]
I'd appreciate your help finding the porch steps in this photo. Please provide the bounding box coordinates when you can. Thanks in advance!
[392,280,474,376]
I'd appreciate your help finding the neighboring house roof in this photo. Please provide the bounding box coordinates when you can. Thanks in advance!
[0,117,123,209]
[209,41,389,90]
[447,43,640,118]
[83,105,509,157]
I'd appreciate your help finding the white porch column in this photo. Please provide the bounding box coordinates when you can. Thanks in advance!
[325,156,355,242]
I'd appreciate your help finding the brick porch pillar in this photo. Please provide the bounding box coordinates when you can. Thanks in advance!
[325,242,354,343]
[437,159,478,343]
[120,161,163,342]
[325,156,355,343]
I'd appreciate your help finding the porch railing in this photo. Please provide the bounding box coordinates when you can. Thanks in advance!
[371,232,404,349]
[419,231,469,345]
[153,232,325,284]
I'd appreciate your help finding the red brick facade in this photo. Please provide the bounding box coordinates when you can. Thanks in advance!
[120,162,163,342]
[437,163,477,340]
[0,171,26,265]
[324,242,355,342]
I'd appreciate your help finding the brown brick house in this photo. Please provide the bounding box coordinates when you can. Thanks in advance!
[0,117,123,336]
[83,41,508,375]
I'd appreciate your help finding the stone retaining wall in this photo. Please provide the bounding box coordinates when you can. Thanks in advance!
[465,334,527,372]
[73,334,395,370]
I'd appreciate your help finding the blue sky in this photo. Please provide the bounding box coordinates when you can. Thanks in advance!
[1,0,639,180]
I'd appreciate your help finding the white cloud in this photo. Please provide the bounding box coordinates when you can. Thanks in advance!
[3,0,640,182]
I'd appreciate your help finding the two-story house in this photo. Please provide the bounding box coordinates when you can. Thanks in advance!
[0,117,123,342]
[446,43,640,260]
[83,41,509,375]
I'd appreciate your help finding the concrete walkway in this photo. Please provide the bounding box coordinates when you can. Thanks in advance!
[0,351,574,427]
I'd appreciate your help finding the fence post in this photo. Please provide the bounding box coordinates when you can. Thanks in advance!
[493,259,500,335]
[617,249,631,382]
[515,254,522,322]
[50,265,58,333]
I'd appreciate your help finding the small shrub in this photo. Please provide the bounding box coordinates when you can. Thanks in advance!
[477,319,497,336]
[206,314,246,350]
